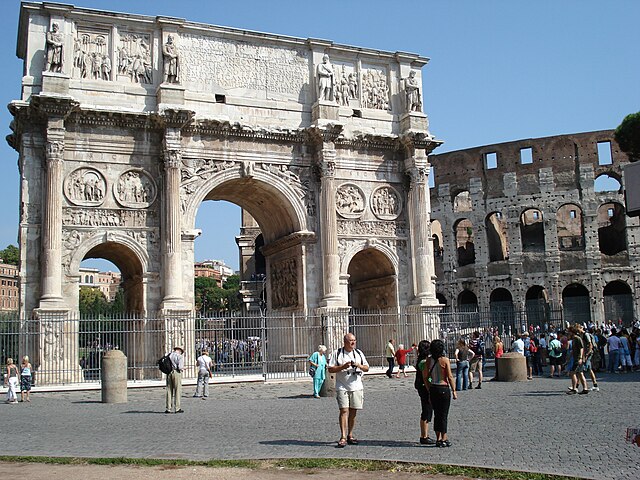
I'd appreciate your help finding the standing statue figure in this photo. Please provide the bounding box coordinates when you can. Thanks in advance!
[162,35,180,84]
[45,23,64,73]
[316,54,334,101]
[404,70,422,113]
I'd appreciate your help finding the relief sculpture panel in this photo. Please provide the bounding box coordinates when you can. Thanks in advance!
[336,183,365,219]
[115,170,157,208]
[271,258,298,309]
[371,186,402,220]
[63,208,155,227]
[117,32,153,84]
[361,66,389,110]
[73,29,111,80]
[64,168,107,207]
[179,34,309,98]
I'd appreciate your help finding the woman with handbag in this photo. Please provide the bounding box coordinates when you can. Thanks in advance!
[415,340,435,445]
[308,345,327,398]
[424,339,457,447]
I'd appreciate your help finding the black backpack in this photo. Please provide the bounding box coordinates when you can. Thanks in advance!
[158,354,173,375]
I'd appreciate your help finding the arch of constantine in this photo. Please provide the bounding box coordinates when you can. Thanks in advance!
[7,3,441,380]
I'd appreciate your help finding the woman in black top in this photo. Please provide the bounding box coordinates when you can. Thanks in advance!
[424,339,457,447]
[414,340,435,445]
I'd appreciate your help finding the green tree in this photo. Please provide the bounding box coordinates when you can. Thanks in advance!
[79,286,110,315]
[194,275,242,313]
[615,112,640,162]
[0,244,19,265]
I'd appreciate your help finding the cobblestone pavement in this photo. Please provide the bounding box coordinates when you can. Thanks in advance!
[2,370,638,479]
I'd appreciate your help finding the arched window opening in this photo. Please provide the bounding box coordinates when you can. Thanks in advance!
[525,286,550,329]
[454,219,475,266]
[490,288,515,329]
[603,281,634,326]
[594,174,622,193]
[485,212,508,261]
[431,219,443,258]
[453,190,472,213]
[557,204,584,250]
[520,208,545,252]
[457,289,478,312]
[562,283,591,325]
[597,202,626,255]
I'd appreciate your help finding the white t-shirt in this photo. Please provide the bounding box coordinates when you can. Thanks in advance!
[328,347,369,392]
[512,338,525,355]
[196,354,213,374]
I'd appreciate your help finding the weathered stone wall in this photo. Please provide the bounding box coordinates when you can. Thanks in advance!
[429,130,640,324]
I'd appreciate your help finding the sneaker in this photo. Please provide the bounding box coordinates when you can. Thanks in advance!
[475,384,482,389]
[420,437,436,445]
[592,385,599,392]
[578,389,589,395]
[164,410,171,414]
[175,409,184,413]
[566,389,577,395]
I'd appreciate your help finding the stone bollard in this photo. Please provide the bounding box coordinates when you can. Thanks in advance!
[101,350,128,403]
[320,366,335,397]
[496,352,527,381]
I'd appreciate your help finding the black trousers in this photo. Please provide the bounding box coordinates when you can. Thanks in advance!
[417,385,433,422]
[429,384,451,433]
[386,357,395,377]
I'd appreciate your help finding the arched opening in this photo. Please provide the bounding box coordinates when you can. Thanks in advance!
[457,289,478,312]
[557,204,584,250]
[431,219,443,258]
[453,190,472,213]
[490,288,515,330]
[347,248,397,311]
[562,283,591,325]
[436,292,448,307]
[594,173,622,193]
[603,281,634,326]
[194,175,306,312]
[485,212,508,261]
[81,242,142,314]
[454,218,475,266]
[597,202,626,255]
[520,208,545,252]
[525,286,550,329]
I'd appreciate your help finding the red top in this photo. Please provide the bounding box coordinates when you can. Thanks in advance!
[495,344,504,358]
[395,348,414,365]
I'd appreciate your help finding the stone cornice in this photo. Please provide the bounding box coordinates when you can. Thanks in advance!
[187,120,307,143]
[261,231,316,256]
[152,108,196,129]
[31,95,79,119]
[68,110,156,130]
[399,132,443,156]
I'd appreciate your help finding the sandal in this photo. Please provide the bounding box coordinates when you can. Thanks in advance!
[336,438,347,448]
[347,436,359,445]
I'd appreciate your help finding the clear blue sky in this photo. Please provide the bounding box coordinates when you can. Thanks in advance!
[1,0,638,272]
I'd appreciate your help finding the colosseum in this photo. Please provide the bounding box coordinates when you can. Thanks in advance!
[428,129,639,327]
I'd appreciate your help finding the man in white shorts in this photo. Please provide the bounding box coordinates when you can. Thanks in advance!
[328,333,369,448]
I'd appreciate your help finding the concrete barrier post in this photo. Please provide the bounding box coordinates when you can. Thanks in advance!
[101,350,128,403]
[319,366,335,397]
[496,352,527,381]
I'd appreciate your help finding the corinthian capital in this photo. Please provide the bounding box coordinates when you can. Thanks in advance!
[45,141,64,165]
[320,160,336,178]
[406,166,428,186]
[163,148,182,169]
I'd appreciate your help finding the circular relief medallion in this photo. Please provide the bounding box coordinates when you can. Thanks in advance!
[371,185,403,220]
[64,167,107,207]
[114,169,157,208]
[336,183,366,219]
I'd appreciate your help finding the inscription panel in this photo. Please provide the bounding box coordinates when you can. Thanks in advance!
[180,34,310,98]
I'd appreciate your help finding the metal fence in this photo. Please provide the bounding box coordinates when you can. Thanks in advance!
[0,304,568,389]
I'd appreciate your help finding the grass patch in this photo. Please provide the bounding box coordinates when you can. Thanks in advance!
[0,456,583,479]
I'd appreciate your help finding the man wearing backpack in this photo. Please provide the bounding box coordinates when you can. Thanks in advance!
[165,346,185,414]
[580,325,600,391]
[468,331,484,389]
[548,333,563,377]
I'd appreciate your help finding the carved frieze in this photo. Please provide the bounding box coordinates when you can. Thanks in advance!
[125,229,158,247]
[336,184,365,219]
[63,208,155,227]
[64,168,107,207]
[73,28,111,80]
[179,34,309,97]
[371,186,402,220]
[361,66,389,110]
[337,219,407,237]
[117,32,153,84]
[42,320,63,363]
[271,258,298,309]
[115,170,157,208]
[332,62,358,107]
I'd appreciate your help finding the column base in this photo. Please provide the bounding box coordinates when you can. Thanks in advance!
[312,100,341,123]
[41,72,70,96]
[157,82,186,107]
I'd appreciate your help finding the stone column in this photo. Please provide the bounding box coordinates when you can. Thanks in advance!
[405,160,437,305]
[161,145,185,308]
[318,143,342,306]
[40,133,65,306]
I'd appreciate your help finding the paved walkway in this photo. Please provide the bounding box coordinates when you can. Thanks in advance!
[2,370,638,479]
